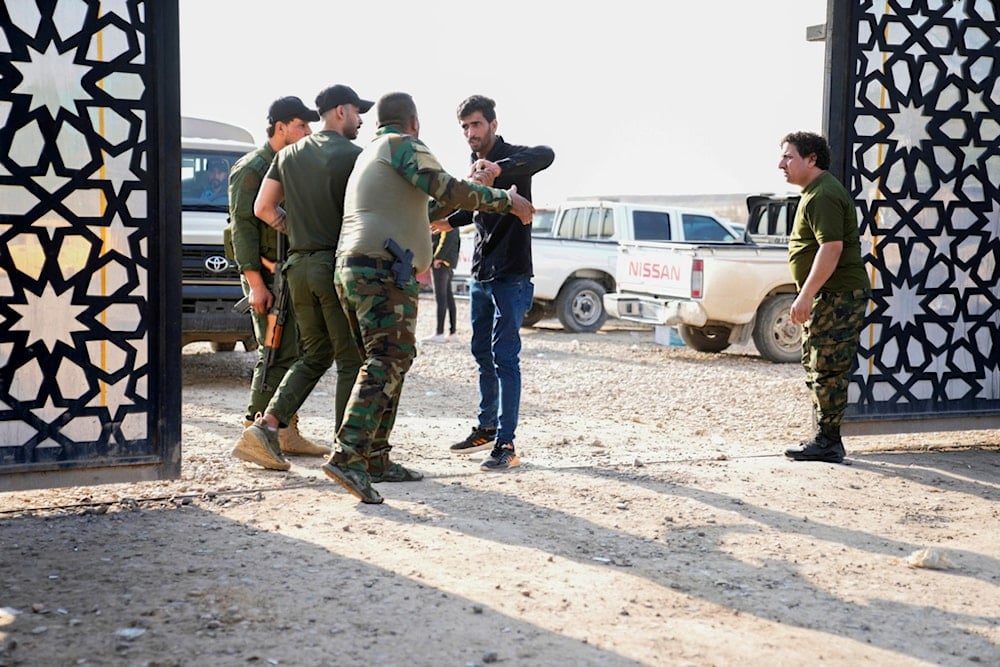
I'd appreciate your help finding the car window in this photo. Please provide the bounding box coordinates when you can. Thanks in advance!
[633,210,672,241]
[531,209,555,236]
[584,207,605,239]
[555,207,579,240]
[181,150,243,209]
[599,207,615,240]
[681,213,736,242]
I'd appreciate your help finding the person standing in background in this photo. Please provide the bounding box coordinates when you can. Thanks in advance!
[232,85,371,471]
[226,96,330,469]
[422,227,460,343]
[323,91,535,504]
[433,94,554,472]
[778,131,870,464]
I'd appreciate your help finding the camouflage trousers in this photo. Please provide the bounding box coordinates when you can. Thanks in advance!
[333,262,419,470]
[801,289,870,434]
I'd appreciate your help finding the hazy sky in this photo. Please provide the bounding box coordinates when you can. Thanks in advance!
[178,0,829,204]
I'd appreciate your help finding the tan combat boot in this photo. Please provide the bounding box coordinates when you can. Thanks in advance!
[231,415,290,471]
[278,414,331,456]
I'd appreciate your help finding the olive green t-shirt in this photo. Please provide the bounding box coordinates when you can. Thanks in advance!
[787,171,869,292]
[265,130,361,253]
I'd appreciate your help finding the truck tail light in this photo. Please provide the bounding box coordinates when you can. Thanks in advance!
[691,258,703,298]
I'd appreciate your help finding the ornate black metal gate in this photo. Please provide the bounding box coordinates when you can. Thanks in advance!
[0,0,181,490]
[828,0,1000,434]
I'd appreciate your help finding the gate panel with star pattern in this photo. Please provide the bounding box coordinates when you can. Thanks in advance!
[827,0,1000,434]
[0,0,181,490]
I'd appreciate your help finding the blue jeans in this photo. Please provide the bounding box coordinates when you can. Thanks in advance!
[469,275,534,446]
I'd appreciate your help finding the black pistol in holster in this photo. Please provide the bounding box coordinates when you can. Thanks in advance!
[383,238,414,289]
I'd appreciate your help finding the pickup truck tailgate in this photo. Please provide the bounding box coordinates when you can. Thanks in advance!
[614,241,695,297]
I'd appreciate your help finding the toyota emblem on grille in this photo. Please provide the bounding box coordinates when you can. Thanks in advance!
[205,255,230,273]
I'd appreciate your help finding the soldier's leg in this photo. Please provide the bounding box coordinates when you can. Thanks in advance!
[808,292,869,435]
[244,275,271,420]
[320,280,362,433]
[268,255,335,425]
[800,319,820,429]
[334,267,418,467]
[246,296,299,417]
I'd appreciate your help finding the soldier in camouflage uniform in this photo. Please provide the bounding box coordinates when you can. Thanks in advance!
[779,131,870,463]
[324,91,535,504]
[226,96,330,469]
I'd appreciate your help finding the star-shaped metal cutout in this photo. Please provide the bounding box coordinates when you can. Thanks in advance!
[11,42,91,119]
[8,283,90,351]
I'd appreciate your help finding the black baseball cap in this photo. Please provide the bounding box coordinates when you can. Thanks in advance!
[315,85,374,116]
[267,96,320,125]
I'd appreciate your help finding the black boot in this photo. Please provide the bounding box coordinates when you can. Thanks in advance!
[784,428,846,463]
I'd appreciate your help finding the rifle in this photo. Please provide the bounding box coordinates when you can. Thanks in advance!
[258,233,289,393]
[383,238,414,289]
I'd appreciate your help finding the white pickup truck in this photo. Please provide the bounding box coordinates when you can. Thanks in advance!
[454,200,742,333]
[603,195,802,363]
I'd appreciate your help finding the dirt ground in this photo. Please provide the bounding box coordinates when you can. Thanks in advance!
[1,294,999,667]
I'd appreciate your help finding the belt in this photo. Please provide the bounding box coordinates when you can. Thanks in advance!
[338,255,394,270]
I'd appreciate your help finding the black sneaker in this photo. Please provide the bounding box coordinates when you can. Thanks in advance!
[784,432,846,463]
[480,443,520,471]
[449,426,497,455]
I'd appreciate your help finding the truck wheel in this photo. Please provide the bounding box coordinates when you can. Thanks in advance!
[210,341,236,352]
[556,279,608,333]
[677,325,731,353]
[752,294,801,363]
[521,302,548,328]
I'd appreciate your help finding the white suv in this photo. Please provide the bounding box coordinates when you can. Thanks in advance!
[180,117,257,351]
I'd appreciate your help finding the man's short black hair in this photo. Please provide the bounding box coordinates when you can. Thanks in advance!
[456,94,496,123]
[376,92,417,128]
[781,131,831,170]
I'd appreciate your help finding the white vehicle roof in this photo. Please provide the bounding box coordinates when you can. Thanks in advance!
[181,116,256,152]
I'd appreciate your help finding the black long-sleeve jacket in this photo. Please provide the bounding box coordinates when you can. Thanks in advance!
[449,136,554,282]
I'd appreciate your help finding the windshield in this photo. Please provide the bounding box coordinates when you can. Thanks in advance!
[531,209,556,236]
[181,149,244,210]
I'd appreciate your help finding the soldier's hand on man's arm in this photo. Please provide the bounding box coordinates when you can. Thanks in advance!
[507,185,535,225]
